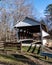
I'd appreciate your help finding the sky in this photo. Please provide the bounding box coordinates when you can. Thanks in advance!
[0,0,52,18]
[33,0,52,18]
[0,0,52,30]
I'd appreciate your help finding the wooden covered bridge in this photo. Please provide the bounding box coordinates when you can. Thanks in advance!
[14,17,52,58]
[14,17,47,52]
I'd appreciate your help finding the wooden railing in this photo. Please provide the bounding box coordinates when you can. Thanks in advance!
[0,41,22,51]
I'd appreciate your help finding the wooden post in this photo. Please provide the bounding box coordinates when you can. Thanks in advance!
[20,42,22,52]
[18,29,20,39]
[40,24,43,53]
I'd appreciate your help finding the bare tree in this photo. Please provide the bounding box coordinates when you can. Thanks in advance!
[0,8,11,41]
[12,0,33,25]
[0,0,34,41]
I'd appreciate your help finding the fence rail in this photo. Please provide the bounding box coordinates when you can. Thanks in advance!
[0,41,21,51]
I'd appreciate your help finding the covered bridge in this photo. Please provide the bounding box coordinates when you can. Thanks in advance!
[14,17,47,44]
[14,17,52,58]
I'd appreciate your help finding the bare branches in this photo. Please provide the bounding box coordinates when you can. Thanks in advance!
[0,0,33,41]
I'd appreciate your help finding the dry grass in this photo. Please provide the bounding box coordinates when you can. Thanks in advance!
[0,54,29,65]
[0,46,52,65]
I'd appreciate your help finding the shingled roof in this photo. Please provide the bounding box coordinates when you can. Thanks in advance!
[14,17,47,32]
